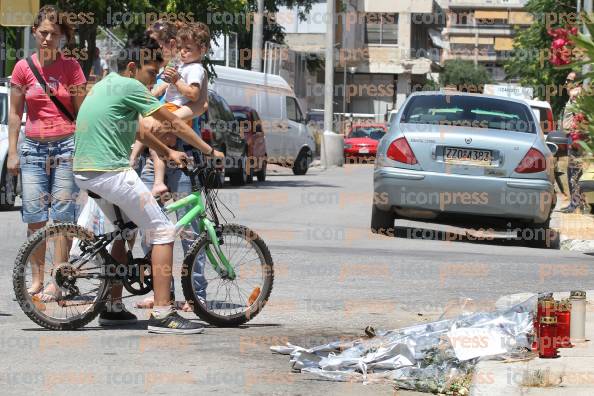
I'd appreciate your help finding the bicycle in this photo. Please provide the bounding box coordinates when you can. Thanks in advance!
[13,163,274,329]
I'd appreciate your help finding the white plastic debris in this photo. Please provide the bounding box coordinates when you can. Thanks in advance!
[271,295,537,393]
[447,327,509,361]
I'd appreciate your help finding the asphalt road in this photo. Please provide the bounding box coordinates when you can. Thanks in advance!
[0,164,592,395]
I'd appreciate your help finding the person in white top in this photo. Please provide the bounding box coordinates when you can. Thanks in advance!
[91,48,109,82]
[137,22,210,197]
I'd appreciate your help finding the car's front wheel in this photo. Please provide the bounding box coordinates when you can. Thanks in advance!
[230,156,247,186]
[292,149,312,175]
[371,205,395,235]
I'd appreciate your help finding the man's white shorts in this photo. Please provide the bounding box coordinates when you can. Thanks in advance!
[74,169,175,245]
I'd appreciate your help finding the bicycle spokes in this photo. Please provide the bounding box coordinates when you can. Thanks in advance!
[21,229,106,321]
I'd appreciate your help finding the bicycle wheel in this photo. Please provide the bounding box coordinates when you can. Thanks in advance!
[181,224,274,327]
[13,223,110,330]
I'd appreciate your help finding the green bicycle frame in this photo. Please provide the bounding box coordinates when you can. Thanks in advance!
[165,191,236,280]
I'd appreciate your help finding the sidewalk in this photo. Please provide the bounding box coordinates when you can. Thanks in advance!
[470,292,594,396]
[550,193,594,252]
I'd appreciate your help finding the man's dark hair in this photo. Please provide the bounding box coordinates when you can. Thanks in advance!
[116,37,163,72]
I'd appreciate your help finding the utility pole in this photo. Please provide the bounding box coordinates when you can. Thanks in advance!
[321,0,336,168]
[473,15,478,67]
[251,0,265,72]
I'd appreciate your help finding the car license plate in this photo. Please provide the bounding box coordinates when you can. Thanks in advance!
[445,147,492,165]
[359,147,369,154]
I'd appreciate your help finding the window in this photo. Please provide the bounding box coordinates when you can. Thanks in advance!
[350,128,386,140]
[401,95,535,133]
[286,97,303,122]
[366,13,398,45]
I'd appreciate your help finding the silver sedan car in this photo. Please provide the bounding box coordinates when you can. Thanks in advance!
[372,92,557,247]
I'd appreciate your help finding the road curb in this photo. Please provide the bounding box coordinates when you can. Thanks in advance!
[550,210,594,252]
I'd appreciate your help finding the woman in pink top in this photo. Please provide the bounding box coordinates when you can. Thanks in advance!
[8,5,86,300]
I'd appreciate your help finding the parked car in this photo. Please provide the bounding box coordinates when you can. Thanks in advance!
[212,65,315,175]
[344,123,386,160]
[372,92,558,248]
[230,105,267,183]
[201,90,247,186]
[0,77,23,210]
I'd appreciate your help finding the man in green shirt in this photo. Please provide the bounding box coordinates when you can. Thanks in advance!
[74,39,223,334]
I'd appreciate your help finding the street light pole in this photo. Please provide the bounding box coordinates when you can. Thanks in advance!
[251,0,265,72]
[322,0,336,168]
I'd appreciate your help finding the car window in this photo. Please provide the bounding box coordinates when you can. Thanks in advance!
[218,96,235,122]
[0,93,7,125]
[350,128,386,140]
[233,112,249,122]
[286,97,303,123]
[207,93,220,120]
[401,95,536,133]
[533,107,553,132]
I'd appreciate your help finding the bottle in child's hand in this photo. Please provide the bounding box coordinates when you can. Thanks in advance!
[167,56,181,68]
[163,56,181,83]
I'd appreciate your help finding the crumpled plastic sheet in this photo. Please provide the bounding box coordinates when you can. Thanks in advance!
[271,295,537,393]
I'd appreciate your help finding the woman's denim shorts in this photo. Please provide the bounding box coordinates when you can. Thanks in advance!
[19,135,79,224]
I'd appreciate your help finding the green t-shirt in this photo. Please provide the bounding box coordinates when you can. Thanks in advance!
[73,72,162,171]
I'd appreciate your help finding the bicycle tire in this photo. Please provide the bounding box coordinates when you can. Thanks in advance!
[181,224,274,327]
[13,223,110,330]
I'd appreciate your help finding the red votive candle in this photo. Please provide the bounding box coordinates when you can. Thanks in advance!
[533,297,556,351]
[555,299,573,348]
[539,316,559,359]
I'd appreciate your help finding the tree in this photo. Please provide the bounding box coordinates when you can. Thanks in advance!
[42,0,316,75]
[234,0,317,70]
[440,60,492,90]
[504,0,575,118]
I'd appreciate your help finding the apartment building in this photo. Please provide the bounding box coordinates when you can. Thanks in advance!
[276,0,445,116]
[441,0,533,81]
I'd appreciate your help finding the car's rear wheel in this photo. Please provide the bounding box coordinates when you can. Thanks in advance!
[520,220,554,249]
[371,205,395,235]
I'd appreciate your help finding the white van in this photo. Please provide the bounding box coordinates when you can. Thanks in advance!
[211,65,315,175]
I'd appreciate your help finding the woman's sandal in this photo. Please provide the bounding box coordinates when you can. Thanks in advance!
[34,288,62,303]
[27,285,43,296]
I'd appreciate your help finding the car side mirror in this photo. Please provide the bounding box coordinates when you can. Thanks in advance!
[546,142,558,156]
[546,131,569,145]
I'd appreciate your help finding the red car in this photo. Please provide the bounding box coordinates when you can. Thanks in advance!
[344,124,387,160]
[230,106,268,182]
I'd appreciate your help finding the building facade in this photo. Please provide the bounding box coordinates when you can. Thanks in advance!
[276,0,445,117]
[441,0,533,81]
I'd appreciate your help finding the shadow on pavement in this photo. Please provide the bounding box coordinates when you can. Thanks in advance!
[239,180,339,189]
[390,217,561,250]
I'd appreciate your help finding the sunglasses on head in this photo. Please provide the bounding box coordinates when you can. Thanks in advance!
[150,21,166,32]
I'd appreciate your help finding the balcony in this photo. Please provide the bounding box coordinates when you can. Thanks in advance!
[364,0,435,13]
[447,25,514,36]
[448,0,527,9]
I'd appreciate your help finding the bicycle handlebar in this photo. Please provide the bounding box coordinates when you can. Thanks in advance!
[179,159,223,191]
